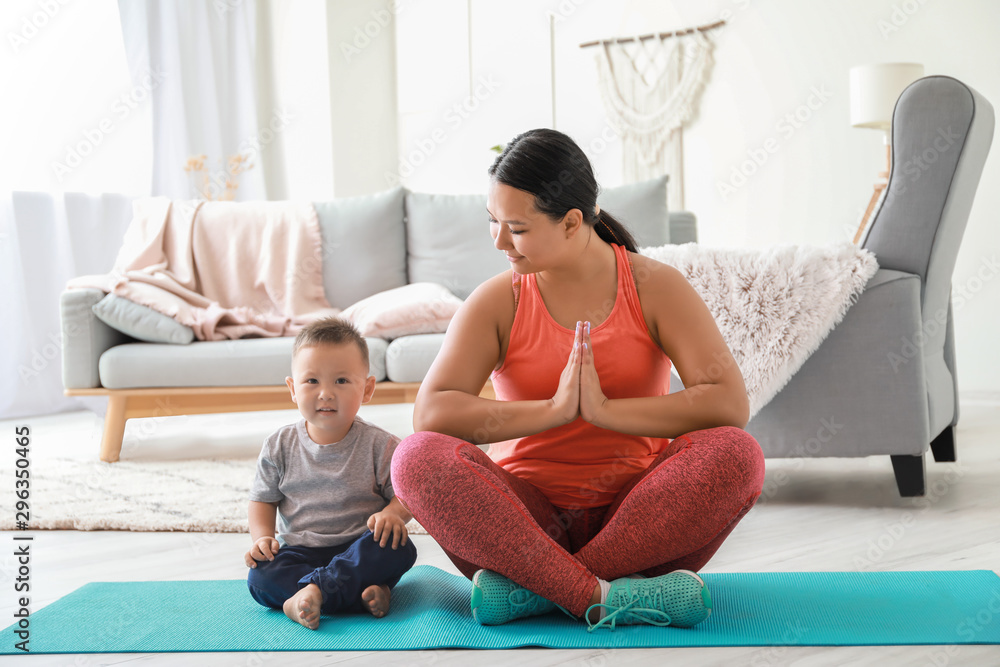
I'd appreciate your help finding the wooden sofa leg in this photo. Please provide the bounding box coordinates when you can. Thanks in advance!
[930,425,957,462]
[100,394,128,463]
[890,454,926,497]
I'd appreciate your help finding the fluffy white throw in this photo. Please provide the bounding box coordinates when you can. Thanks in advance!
[638,242,880,418]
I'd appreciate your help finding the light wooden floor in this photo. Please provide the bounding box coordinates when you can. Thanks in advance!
[2,397,999,665]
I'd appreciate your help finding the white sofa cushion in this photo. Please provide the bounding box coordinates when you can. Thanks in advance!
[98,337,388,388]
[384,333,447,383]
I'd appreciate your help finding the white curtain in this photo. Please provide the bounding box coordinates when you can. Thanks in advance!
[0,193,134,419]
[117,0,288,200]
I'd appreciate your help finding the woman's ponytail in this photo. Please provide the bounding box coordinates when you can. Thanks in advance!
[593,210,639,253]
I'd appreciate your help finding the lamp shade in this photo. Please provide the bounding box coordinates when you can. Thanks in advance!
[850,63,924,130]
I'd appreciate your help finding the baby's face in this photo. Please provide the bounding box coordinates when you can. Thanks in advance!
[287,343,372,443]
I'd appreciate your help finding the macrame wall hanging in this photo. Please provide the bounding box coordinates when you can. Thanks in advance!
[582,20,723,210]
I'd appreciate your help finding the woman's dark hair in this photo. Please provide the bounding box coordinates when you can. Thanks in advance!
[488,128,638,253]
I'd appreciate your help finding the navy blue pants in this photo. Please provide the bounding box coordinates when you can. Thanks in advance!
[247,529,417,614]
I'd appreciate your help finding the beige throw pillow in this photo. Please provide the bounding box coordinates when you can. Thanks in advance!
[339,282,463,340]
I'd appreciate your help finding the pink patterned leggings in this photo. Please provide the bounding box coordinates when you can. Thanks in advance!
[391,426,765,617]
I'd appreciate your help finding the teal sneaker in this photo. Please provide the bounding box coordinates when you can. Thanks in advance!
[470,569,557,625]
[586,569,712,631]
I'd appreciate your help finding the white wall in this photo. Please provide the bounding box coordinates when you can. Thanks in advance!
[326,0,400,197]
[388,0,1000,394]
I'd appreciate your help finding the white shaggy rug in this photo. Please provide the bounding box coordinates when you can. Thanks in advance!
[639,242,879,418]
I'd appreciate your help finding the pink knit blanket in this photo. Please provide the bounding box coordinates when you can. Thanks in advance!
[68,198,338,340]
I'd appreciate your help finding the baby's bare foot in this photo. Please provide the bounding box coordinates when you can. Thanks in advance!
[362,584,391,618]
[283,583,323,629]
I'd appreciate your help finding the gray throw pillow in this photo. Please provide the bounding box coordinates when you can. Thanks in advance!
[598,174,670,247]
[404,192,504,300]
[92,294,195,344]
[314,187,408,309]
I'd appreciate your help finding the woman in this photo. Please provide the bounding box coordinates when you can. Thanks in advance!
[391,128,764,630]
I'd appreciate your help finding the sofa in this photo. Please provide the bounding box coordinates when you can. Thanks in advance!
[61,175,696,461]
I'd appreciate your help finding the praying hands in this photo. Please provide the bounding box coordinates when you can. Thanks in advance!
[550,320,609,426]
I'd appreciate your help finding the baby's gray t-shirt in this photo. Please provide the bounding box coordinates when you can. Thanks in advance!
[249,416,400,548]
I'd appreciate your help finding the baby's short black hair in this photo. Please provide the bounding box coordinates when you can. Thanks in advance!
[292,317,369,373]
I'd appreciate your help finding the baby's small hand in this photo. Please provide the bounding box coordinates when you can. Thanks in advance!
[367,511,409,550]
[245,536,281,568]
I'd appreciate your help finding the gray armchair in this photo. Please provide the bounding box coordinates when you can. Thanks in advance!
[744,76,995,496]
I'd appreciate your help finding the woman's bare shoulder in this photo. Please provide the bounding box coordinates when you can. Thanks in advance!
[466,268,516,321]
[630,252,691,299]
[629,251,698,346]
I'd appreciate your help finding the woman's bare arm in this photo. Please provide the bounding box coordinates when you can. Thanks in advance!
[589,259,749,438]
[413,273,571,444]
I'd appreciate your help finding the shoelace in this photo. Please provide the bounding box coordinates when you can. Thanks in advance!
[585,596,673,632]
[507,587,577,621]
[508,588,553,615]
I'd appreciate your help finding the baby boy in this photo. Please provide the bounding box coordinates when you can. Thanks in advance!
[245,317,416,629]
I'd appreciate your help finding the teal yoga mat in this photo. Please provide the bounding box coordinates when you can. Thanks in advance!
[5,566,1000,654]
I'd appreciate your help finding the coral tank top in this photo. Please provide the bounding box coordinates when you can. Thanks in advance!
[489,243,673,509]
